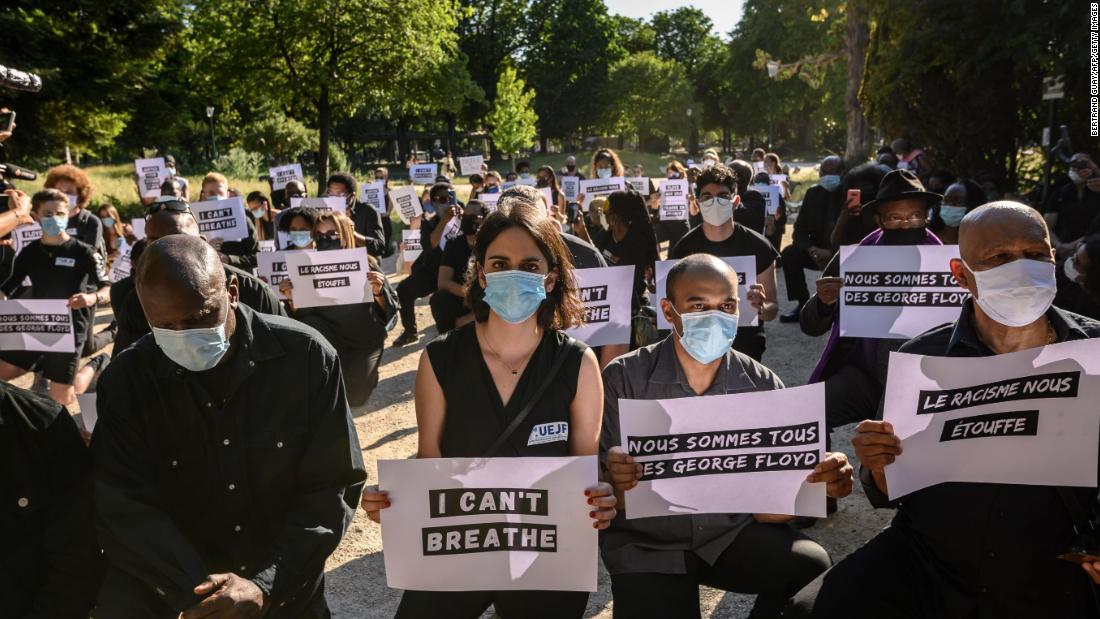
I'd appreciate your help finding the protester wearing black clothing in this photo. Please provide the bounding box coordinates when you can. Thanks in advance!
[728,159,767,235]
[92,236,365,617]
[830,163,888,248]
[327,171,386,256]
[780,156,845,321]
[1044,154,1100,257]
[1054,235,1100,321]
[1,381,102,618]
[429,202,486,334]
[598,191,659,309]
[670,224,779,361]
[393,183,460,347]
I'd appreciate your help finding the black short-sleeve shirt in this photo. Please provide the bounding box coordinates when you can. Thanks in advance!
[669,223,779,275]
[441,235,473,284]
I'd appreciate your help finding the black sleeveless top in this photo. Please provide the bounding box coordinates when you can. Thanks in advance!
[428,323,587,458]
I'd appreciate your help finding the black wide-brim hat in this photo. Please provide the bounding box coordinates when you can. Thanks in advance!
[862,169,942,213]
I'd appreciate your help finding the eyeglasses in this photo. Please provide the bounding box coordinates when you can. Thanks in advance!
[881,213,928,226]
[1070,161,1090,170]
[145,199,191,217]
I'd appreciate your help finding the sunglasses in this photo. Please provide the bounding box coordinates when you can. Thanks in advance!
[145,199,191,217]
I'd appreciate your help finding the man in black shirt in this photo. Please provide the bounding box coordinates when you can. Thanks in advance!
[112,199,286,353]
[670,164,779,361]
[1044,153,1100,258]
[393,182,460,347]
[1,381,102,618]
[788,202,1100,617]
[779,156,844,322]
[0,189,110,405]
[92,235,365,617]
[326,171,386,257]
[430,201,486,333]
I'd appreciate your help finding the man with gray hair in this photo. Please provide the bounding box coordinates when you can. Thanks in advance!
[92,235,365,617]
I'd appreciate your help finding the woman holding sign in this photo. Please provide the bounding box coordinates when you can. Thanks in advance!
[278,211,395,407]
[363,205,616,618]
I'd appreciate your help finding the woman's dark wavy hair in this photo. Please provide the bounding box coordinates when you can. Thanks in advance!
[607,189,659,266]
[465,204,584,330]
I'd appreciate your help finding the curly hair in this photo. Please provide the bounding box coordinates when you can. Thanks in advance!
[589,148,625,178]
[44,165,93,209]
[466,204,584,330]
[693,163,739,197]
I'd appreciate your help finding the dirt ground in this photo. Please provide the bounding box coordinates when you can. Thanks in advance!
[19,238,894,618]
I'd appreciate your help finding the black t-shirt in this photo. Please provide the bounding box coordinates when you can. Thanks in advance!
[598,230,654,301]
[669,223,779,275]
[735,189,767,235]
[411,216,443,275]
[441,235,473,285]
[1048,182,1100,241]
[66,209,104,255]
[1,238,107,300]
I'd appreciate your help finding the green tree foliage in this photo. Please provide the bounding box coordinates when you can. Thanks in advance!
[613,15,657,55]
[650,7,717,77]
[861,0,1086,188]
[486,66,538,164]
[455,0,528,125]
[606,53,695,151]
[0,0,184,162]
[241,106,319,165]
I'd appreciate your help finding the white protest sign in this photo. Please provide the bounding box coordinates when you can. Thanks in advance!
[565,266,634,347]
[76,393,98,434]
[770,174,788,186]
[560,176,580,202]
[191,197,249,242]
[269,164,304,191]
[882,339,1100,500]
[658,179,689,221]
[459,155,485,176]
[578,177,626,210]
[752,161,765,173]
[0,299,75,353]
[839,245,968,340]
[655,256,758,329]
[276,230,290,251]
[258,240,276,253]
[11,222,42,255]
[108,243,133,284]
[402,229,423,264]
[439,217,461,251]
[753,184,782,216]
[619,383,827,519]
[379,456,598,592]
[130,218,146,240]
[290,196,348,214]
[410,163,439,185]
[390,185,424,224]
[285,247,373,308]
[134,157,169,198]
[626,177,651,195]
[256,250,290,300]
[538,187,554,212]
[516,177,537,187]
[361,181,386,213]
[479,192,501,212]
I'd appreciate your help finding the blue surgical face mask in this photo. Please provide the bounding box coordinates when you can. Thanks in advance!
[939,204,967,227]
[249,207,267,220]
[151,307,232,372]
[288,230,313,248]
[673,308,738,364]
[482,270,548,324]
[818,174,842,192]
[101,216,116,228]
[423,200,437,215]
[596,168,612,179]
[483,185,500,194]
[41,214,69,237]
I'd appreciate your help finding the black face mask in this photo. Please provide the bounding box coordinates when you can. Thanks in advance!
[879,227,927,245]
[536,177,549,188]
[460,216,480,236]
[315,235,343,251]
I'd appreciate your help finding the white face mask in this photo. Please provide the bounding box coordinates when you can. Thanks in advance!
[1065,257,1082,283]
[699,196,734,226]
[596,168,612,179]
[963,258,1056,327]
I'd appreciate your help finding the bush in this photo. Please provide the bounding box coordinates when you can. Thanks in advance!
[212,147,264,180]
[328,142,349,176]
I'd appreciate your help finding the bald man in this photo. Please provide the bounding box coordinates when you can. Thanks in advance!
[788,202,1100,617]
[112,200,285,352]
[91,235,366,618]
[601,254,852,619]
[779,156,845,321]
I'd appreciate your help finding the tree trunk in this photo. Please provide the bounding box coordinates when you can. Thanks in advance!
[844,0,873,164]
[318,84,331,195]
[396,117,410,164]
[447,114,457,156]
[539,135,548,154]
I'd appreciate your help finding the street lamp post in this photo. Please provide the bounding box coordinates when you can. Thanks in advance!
[206,106,218,160]
[765,60,780,150]
[686,108,694,157]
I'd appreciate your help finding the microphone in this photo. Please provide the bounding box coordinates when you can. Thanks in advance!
[0,163,38,181]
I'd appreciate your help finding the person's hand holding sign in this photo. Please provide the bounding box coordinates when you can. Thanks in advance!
[852,420,902,495]
[605,446,641,494]
[1081,560,1100,585]
[815,276,844,307]
[181,572,265,618]
[362,485,388,524]
[367,271,385,298]
[806,452,854,498]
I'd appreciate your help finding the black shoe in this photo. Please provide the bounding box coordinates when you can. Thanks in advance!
[779,305,804,323]
[392,330,419,347]
[790,516,818,529]
[827,497,837,515]
[83,352,110,393]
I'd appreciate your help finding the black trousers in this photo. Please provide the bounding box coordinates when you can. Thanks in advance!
[779,245,821,304]
[382,215,394,254]
[429,290,469,335]
[823,365,882,431]
[396,589,588,619]
[610,522,830,619]
[396,268,438,333]
[342,344,383,407]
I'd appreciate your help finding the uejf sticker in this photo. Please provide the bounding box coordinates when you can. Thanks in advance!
[527,422,569,446]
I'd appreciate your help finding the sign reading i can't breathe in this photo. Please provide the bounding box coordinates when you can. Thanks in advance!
[882,339,1100,500]
[564,265,634,347]
[0,299,76,353]
[284,247,373,308]
[378,456,597,592]
[190,197,249,242]
[839,245,969,340]
[618,383,826,519]
[256,250,290,300]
